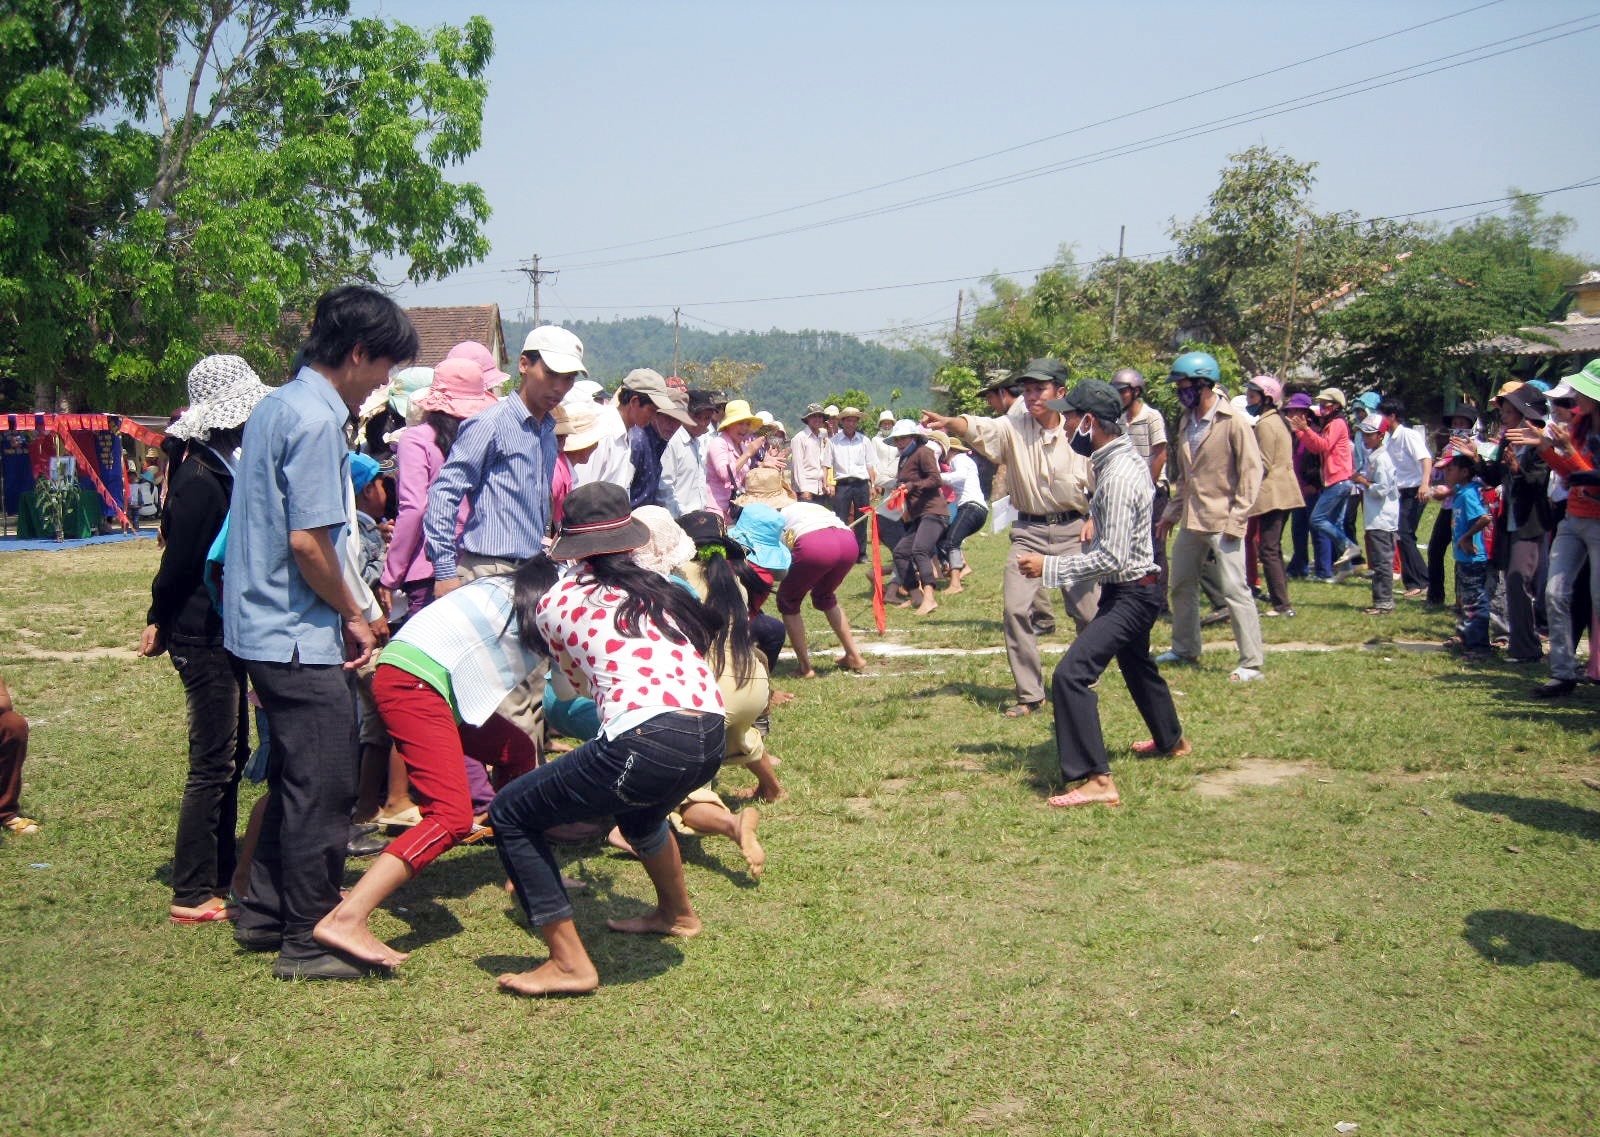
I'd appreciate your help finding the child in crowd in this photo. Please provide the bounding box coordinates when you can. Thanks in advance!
[1443,453,1493,657]
[1353,412,1399,615]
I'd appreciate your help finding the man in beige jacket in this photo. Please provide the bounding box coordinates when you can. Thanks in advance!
[922,359,1097,716]
[1245,376,1304,618]
[1155,351,1266,681]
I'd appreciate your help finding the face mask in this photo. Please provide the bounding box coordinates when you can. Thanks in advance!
[1176,387,1200,410]
[1245,401,1262,418]
[1070,418,1095,457]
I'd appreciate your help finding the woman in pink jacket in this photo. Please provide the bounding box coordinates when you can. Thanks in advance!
[381,356,499,615]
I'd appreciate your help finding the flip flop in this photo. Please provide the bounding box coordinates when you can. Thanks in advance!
[169,905,235,925]
[1047,788,1121,809]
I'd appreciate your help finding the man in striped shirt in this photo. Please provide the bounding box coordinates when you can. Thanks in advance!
[1017,380,1187,809]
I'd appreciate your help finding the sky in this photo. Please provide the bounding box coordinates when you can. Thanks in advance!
[366,0,1600,343]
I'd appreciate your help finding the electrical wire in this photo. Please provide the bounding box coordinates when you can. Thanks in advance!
[554,14,1600,273]
[547,0,1510,260]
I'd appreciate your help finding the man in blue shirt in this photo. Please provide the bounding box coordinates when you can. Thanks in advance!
[226,286,418,980]
[629,382,696,508]
[423,325,586,739]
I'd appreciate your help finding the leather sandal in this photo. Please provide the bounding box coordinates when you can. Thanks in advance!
[1002,701,1042,718]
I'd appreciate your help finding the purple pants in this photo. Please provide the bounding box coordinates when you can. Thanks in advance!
[777,527,859,615]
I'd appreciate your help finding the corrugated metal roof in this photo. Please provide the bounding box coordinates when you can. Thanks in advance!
[1473,314,1600,357]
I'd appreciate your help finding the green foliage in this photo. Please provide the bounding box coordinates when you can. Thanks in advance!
[506,316,938,427]
[932,364,982,416]
[1322,194,1592,412]
[0,1,493,412]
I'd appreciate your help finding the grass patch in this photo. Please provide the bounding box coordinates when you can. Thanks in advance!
[2,527,1598,1137]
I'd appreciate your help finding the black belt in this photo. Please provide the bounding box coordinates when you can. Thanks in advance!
[1016,510,1085,525]
[1106,571,1161,587]
[835,477,868,485]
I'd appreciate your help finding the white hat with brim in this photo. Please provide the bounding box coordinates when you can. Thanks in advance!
[887,418,926,440]
[521,325,587,376]
[167,355,275,442]
[878,410,895,423]
[554,401,607,452]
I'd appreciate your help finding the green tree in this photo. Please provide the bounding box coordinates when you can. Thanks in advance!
[0,1,492,411]
[1322,195,1595,412]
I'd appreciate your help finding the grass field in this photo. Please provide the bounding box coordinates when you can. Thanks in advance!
[2,523,1598,1137]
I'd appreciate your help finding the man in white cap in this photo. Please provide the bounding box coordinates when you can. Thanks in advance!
[426,324,585,595]
[424,324,586,743]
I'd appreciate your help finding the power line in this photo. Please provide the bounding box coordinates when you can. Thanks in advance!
[554,14,1600,273]
[547,0,1510,261]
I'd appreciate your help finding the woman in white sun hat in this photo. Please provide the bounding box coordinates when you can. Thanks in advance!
[138,355,274,926]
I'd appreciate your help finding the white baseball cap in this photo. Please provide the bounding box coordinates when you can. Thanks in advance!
[521,325,587,376]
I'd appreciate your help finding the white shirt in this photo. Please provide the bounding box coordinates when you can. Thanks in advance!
[827,431,876,481]
[789,427,830,495]
[940,452,984,506]
[660,430,710,516]
[1361,440,1400,531]
[575,424,633,489]
[1386,424,1432,488]
[782,501,849,539]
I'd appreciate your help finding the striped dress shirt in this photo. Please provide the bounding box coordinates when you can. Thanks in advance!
[423,393,557,579]
[1041,435,1156,589]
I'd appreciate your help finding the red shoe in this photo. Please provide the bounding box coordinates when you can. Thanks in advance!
[1131,737,1192,758]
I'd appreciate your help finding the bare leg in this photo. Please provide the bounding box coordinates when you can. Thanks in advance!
[312,852,412,967]
[352,742,388,822]
[230,792,270,901]
[728,754,786,803]
[823,604,865,670]
[497,917,600,996]
[679,802,765,879]
[607,836,702,937]
[382,745,416,816]
[782,611,815,678]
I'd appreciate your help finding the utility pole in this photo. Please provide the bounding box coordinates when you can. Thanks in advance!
[673,307,681,378]
[1111,224,1126,343]
[1281,230,1304,378]
[953,289,963,354]
[518,254,558,325]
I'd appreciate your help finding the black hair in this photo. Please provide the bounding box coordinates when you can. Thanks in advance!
[617,388,650,410]
[1447,452,1477,475]
[206,424,245,452]
[510,555,560,656]
[426,411,462,460]
[300,285,419,369]
[362,406,404,459]
[692,540,759,685]
[582,551,714,656]
[1378,398,1405,420]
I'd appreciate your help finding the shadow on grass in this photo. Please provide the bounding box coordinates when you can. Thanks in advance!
[1454,793,1600,841]
[1428,664,1600,733]
[476,911,687,988]
[906,679,1016,708]
[1463,910,1600,977]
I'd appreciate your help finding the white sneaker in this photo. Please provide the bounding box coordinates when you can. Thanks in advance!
[1333,547,1360,568]
[1229,666,1264,683]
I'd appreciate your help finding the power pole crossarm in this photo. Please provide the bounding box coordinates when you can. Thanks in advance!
[518,254,558,325]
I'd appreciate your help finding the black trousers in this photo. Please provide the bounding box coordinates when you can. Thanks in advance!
[1397,488,1428,590]
[235,659,359,961]
[1427,507,1454,605]
[893,514,947,590]
[833,479,871,559]
[1051,580,1183,782]
[169,642,249,908]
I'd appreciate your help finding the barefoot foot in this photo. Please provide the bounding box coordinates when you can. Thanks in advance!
[497,960,599,997]
[836,654,866,672]
[737,809,765,879]
[605,826,636,856]
[729,785,789,804]
[312,908,409,968]
[768,689,796,707]
[915,596,939,616]
[607,908,702,937]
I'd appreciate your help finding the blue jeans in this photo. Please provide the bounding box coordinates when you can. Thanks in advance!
[489,711,725,926]
[1455,561,1490,649]
[1310,481,1353,563]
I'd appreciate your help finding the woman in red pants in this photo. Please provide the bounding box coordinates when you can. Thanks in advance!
[311,557,558,969]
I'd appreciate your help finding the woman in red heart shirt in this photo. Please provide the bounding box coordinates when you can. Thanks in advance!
[491,482,726,997]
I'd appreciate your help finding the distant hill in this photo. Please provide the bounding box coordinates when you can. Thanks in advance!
[504,316,940,427]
